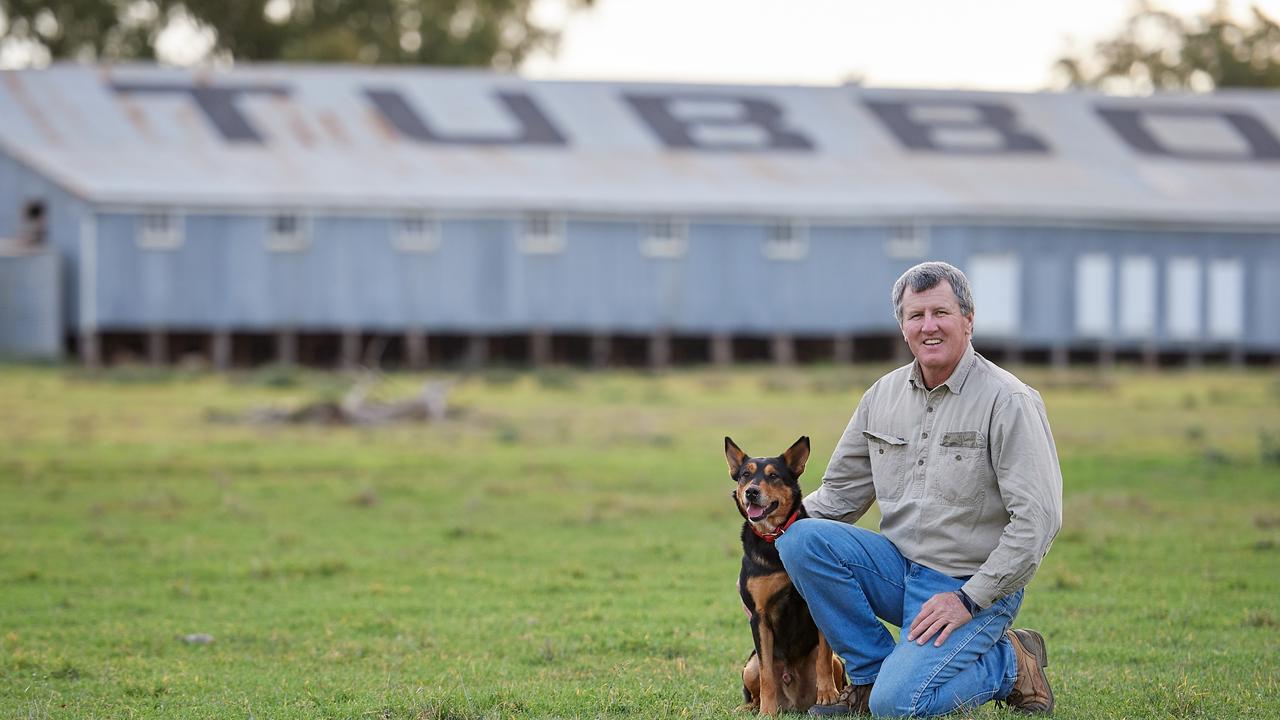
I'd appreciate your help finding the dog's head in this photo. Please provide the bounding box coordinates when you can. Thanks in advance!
[724,436,809,534]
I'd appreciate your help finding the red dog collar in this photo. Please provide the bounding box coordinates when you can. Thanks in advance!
[751,509,800,543]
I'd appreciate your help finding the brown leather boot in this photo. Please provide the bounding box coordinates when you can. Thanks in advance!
[1004,629,1054,714]
[808,682,872,716]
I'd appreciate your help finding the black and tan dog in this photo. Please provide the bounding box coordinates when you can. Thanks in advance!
[727,436,846,714]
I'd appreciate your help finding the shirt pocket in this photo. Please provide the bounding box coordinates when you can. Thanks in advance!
[931,431,990,507]
[863,430,909,502]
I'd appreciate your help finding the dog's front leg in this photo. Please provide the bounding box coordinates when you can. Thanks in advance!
[757,622,779,715]
[814,631,839,706]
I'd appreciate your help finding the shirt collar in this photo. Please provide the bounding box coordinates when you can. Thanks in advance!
[908,342,977,394]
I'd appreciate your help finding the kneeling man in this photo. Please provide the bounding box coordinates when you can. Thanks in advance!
[778,261,1062,717]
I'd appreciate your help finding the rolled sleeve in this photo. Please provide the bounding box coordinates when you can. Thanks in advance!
[960,390,1063,608]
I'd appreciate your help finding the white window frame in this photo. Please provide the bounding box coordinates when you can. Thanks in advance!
[885,223,930,260]
[762,220,809,261]
[1165,256,1202,340]
[1207,257,1244,341]
[392,214,441,254]
[517,211,566,255]
[266,212,310,253]
[967,253,1020,338]
[136,210,183,250]
[1074,253,1113,337]
[640,217,688,259]
[1119,255,1157,338]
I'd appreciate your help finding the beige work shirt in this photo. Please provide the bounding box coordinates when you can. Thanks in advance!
[804,343,1062,608]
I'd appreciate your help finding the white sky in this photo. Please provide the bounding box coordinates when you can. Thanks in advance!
[523,0,1280,90]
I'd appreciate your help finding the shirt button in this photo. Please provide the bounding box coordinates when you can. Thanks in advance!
[922,432,929,439]
[955,454,962,461]
[927,406,934,413]
[878,448,884,454]
[918,459,924,466]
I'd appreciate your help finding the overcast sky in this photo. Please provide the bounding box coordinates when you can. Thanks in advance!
[523,0,1280,90]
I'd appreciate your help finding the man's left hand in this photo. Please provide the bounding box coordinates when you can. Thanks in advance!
[906,592,973,647]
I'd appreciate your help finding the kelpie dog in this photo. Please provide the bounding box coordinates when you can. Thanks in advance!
[726,436,846,714]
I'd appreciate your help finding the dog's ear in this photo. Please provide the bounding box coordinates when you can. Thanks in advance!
[725,436,748,478]
[782,436,810,477]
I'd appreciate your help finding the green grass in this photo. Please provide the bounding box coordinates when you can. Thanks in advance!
[1,363,1278,719]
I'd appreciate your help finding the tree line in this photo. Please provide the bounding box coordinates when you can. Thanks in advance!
[1,1,1277,90]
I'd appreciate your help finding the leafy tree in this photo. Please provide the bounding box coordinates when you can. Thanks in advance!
[0,0,592,68]
[1055,1,1280,92]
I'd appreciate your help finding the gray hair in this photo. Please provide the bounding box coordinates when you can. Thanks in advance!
[891,261,975,323]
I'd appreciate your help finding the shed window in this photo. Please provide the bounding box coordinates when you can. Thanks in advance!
[640,218,687,258]
[392,215,440,253]
[1165,256,1201,340]
[1074,253,1112,337]
[137,211,182,250]
[885,224,930,259]
[266,213,309,252]
[517,212,565,255]
[1207,258,1243,340]
[763,220,808,261]
[1119,255,1156,337]
[967,254,1019,337]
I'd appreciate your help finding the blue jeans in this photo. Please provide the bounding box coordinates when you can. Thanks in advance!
[777,519,1020,717]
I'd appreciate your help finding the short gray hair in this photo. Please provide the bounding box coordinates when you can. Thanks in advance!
[891,261,975,323]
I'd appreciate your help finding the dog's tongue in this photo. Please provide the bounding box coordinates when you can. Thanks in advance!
[748,504,769,521]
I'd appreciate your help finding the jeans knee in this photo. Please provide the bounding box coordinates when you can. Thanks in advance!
[868,679,917,718]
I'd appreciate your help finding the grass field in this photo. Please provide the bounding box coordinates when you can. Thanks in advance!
[2,363,1279,719]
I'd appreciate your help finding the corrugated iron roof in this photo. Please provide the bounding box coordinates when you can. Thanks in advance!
[2,63,1279,223]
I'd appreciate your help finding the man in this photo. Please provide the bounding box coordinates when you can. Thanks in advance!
[776,261,1062,717]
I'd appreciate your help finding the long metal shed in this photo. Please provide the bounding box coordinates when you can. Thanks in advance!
[1,63,1278,366]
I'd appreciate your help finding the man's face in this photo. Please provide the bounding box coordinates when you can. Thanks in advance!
[899,281,974,383]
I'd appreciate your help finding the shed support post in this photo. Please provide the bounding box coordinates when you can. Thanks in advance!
[465,334,488,368]
[148,328,167,367]
[406,329,427,370]
[893,338,911,364]
[212,330,231,371]
[341,328,361,370]
[277,329,297,366]
[591,333,610,368]
[1005,342,1022,366]
[771,333,795,366]
[711,333,733,366]
[1141,342,1158,370]
[833,335,853,364]
[1099,342,1115,371]
[80,330,100,369]
[531,329,552,366]
[1228,345,1244,369]
[649,331,670,370]
[1050,345,1068,371]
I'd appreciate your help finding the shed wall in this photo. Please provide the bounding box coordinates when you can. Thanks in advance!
[82,209,1280,351]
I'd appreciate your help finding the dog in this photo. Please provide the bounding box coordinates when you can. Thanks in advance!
[726,436,847,714]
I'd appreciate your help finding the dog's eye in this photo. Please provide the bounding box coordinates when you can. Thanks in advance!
[767,474,780,481]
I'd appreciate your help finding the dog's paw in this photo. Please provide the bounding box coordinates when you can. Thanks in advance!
[815,687,839,706]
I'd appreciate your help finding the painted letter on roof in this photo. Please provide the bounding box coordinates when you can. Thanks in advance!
[863,99,1051,155]
[624,94,814,152]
